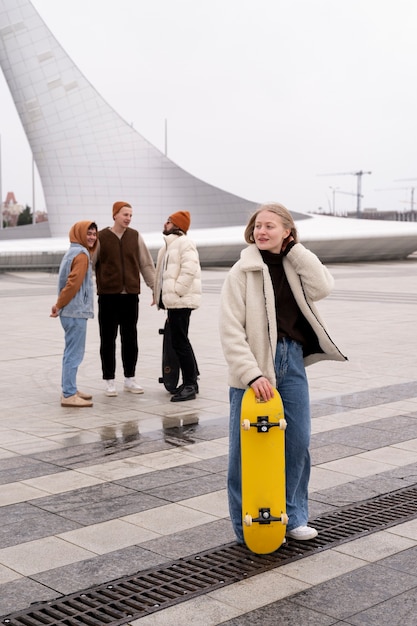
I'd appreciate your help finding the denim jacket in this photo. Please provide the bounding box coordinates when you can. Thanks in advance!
[58,244,94,318]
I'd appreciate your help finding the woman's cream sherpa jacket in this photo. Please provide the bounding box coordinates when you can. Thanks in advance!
[219,243,346,389]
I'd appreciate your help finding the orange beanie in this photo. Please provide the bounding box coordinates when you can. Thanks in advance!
[169,211,191,233]
[112,201,131,218]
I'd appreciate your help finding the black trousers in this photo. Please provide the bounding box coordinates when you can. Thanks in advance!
[98,294,139,380]
[167,308,199,386]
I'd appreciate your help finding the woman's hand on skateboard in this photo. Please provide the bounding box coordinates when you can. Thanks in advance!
[250,376,274,402]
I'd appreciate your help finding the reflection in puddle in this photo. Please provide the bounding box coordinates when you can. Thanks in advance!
[100,421,140,452]
[99,413,200,453]
[162,413,199,446]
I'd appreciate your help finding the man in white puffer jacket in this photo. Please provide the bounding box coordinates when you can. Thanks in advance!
[155,211,202,402]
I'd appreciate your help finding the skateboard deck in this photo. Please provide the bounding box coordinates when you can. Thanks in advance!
[158,318,180,393]
[240,387,288,554]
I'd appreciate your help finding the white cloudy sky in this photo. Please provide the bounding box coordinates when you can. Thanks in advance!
[1,0,417,215]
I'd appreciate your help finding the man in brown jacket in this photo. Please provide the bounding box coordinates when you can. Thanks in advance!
[95,201,155,397]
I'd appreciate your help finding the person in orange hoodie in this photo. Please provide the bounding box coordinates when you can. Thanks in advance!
[50,221,98,407]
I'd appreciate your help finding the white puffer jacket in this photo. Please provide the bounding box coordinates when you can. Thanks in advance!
[219,243,346,389]
[155,233,202,310]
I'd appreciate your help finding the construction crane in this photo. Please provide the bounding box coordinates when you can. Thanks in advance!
[328,187,359,215]
[375,186,416,212]
[319,170,372,217]
[394,178,416,212]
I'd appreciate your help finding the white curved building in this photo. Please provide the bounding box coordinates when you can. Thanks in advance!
[0,0,262,236]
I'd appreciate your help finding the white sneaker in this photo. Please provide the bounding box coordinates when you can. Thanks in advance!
[124,377,144,394]
[286,525,318,541]
[104,379,118,397]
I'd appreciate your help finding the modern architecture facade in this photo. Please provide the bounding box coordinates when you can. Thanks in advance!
[0,0,261,238]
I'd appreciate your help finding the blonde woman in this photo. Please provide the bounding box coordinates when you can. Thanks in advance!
[220,203,346,543]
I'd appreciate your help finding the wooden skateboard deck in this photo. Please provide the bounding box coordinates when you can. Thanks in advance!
[158,318,180,393]
[240,387,288,554]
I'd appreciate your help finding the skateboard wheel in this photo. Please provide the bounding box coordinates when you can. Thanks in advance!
[244,514,253,526]
[279,419,287,430]
[242,419,251,431]
[281,513,289,525]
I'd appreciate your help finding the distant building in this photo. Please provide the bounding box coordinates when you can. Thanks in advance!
[34,210,48,224]
[1,192,48,228]
[2,192,24,227]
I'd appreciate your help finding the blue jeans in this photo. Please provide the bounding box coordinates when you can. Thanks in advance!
[60,316,87,397]
[227,338,311,543]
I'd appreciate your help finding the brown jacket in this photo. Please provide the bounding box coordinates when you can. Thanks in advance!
[95,227,155,295]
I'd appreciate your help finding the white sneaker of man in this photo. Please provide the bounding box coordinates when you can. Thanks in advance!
[124,377,144,394]
[104,379,118,397]
[286,525,318,541]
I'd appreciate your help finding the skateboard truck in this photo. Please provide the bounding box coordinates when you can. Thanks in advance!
[244,508,289,526]
[242,416,287,433]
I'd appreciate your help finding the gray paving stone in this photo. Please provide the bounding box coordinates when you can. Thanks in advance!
[0,510,81,548]
[116,464,210,491]
[0,501,45,524]
[191,455,229,473]
[31,442,113,467]
[30,437,172,468]
[311,424,406,450]
[292,563,417,620]
[311,381,417,417]
[345,588,417,626]
[378,545,417,575]
[312,471,417,508]
[51,492,168,525]
[312,401,348,418]
[141,519,235,559]
[363,415,417,432]
[221,598,339,625]
[0,456,66,485]
[32,545,168,595]
[309,499,339,518]
[0,577,61,618]
[310,443,364,464]
[145,473,226,502]
[311,481,391,508]
[33,482,140,512]
[190,419,229,440]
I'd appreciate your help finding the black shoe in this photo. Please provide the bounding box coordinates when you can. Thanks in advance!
[172,382,199,395]
[170,385,196,402]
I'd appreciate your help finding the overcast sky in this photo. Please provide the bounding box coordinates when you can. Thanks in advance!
[1,0,417,215]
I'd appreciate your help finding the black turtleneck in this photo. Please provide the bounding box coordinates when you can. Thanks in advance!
[259,248,318,351]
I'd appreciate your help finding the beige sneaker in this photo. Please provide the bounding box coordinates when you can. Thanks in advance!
[77,390,93,400]
[61,394,93,407]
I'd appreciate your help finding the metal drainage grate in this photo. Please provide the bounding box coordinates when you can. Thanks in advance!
[3,484,417,625]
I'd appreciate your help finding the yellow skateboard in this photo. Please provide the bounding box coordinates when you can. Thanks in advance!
[240,387,288,554]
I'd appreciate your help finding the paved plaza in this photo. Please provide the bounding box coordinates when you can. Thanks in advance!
[0,258,417,624]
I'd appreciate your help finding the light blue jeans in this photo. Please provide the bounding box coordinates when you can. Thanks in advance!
[60,316,87,398]
[227,338,311,543]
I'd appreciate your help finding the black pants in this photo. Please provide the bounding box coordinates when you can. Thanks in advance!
[167,308,199,386]
[98,294,139,380]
